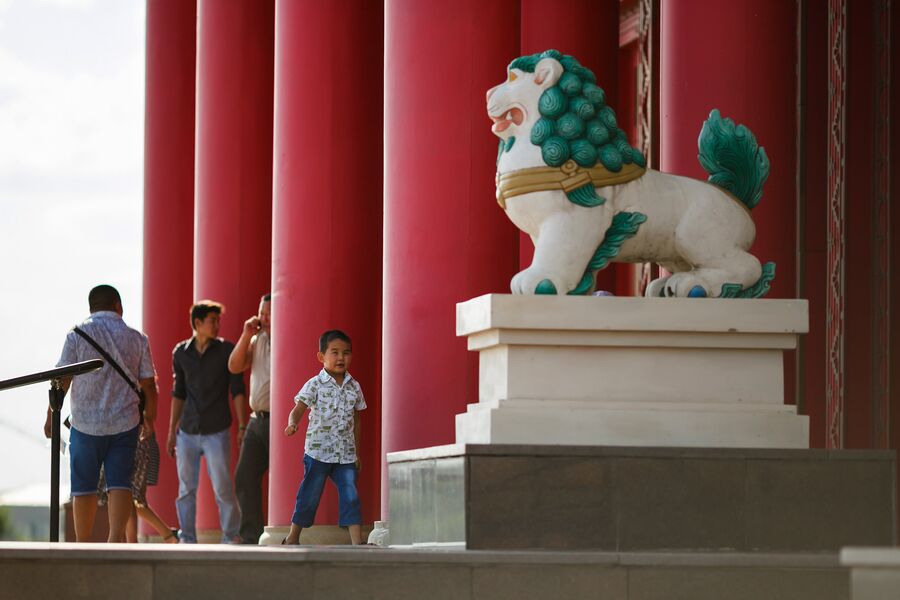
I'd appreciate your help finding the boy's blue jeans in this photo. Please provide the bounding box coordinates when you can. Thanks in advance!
[291,455,361,527]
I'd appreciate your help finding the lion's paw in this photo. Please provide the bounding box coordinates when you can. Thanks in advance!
[511,269,566,295]
[645,276,670,298]
[663,273,712,298]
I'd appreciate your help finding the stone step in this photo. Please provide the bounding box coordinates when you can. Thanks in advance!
[388,444,896,551]
[0,542,848,600]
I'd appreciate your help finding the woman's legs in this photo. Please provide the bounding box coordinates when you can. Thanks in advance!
[136,502,178,543]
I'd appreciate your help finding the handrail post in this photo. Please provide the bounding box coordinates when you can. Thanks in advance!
[48,379,65,542]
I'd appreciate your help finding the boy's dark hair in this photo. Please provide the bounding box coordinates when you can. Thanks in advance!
[319,330,351,352]
[262,293,272,302]
[89,285,121,312]
[190,300,224,330]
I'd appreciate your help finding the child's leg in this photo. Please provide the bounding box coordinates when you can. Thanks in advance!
[348,524,362,545]
[286,456,329,544]
[331,463,362,544]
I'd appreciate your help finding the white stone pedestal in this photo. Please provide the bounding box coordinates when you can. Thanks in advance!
[455,294,809,448]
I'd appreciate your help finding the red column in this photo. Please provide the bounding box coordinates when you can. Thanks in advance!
[660,0,797,402]
[519,0,620,290]
[193,0,274,539]
[142,0,196,538]
[381,0,520,514]
[800,0,829,448]
[268,0,383,533]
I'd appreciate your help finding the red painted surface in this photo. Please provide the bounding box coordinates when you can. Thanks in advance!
[844,0,875,449]
[802,0,828,448]
[381,0,520,515]
[660,0,797,403]
[616,37,641,296]
[891,0,900,525]
[141,0,196,536]
[269,0,383,528]
[193,0,274,535]
[518,0,620,289]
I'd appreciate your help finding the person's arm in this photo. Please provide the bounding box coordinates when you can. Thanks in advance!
[354,410,362,471]
[284,400,308,436]
[228,361,248,441]
[233,393,247,443]
[228,317,259,374]
[46,333,76,438]
[43,378,71,439]
[168,349,186,456]
[167,397,184,456]
[139,376,158,441]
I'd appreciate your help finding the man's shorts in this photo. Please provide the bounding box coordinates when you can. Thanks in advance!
[69,425,139,496]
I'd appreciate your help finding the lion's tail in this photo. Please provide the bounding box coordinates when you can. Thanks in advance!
[697,109,770,210]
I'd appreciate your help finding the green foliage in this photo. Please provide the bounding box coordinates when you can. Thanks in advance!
[698,109,770,210]
[507,49,646,180]
[0,506,17,541]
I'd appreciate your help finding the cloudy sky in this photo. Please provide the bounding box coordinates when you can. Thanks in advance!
[0,0,145,498]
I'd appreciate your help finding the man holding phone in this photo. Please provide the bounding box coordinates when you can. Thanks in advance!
[228,293,271,544]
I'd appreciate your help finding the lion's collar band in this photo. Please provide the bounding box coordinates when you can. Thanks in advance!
[496,160,646,209]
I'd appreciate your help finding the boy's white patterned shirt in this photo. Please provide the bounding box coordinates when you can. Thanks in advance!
[294,369,366,464]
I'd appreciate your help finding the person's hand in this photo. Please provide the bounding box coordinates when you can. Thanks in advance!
[166,432,177,457]
[140,420,155,442]
[284,423,298,436]
[355,457,361,472]
[43,412,52,439]
[243,316,260,337]
[237,424,247,445]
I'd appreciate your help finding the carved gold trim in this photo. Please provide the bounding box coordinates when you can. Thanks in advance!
[496,161,646,209]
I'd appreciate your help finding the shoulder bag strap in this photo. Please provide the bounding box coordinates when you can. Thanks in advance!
[73,326,145,423]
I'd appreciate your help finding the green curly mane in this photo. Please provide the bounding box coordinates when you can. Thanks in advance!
[510,49,646,208]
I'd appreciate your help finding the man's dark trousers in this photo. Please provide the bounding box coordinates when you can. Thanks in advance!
[235,414,269,544]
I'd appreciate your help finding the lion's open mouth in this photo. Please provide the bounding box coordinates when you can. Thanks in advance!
[490,107,525,133]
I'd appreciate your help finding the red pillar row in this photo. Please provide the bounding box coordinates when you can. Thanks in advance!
[518,0,622,293]
[192,0,274,537]
[381,0,521,515]
[800,0,829,448]
[660,0,797,403]
[142,0,196,537]
[268,0,384,530]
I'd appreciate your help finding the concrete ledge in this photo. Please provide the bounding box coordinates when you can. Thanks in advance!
[456,295,809,336]
[841,548,900,600]
[0,543,849,600]
[387,443,891,463]
[388,445,896,552]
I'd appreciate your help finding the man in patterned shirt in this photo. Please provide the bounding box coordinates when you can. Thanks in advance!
[283,330,366,545]
[45,284,158,542]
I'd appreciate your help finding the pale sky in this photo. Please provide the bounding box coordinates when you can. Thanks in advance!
[0,0,145,499]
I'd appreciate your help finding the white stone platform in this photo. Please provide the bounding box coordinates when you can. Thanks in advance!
[841,548,900,600]
[455,294,810,448]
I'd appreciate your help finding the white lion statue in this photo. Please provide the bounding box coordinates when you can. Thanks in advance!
[487,49,774,298]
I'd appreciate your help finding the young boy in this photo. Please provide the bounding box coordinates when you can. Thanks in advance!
[283,330,366,545]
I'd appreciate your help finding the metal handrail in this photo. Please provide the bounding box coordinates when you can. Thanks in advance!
[0,359,104,541]
[0,360,104,391]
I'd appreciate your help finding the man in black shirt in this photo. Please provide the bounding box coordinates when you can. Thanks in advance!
[169,300,246,543]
